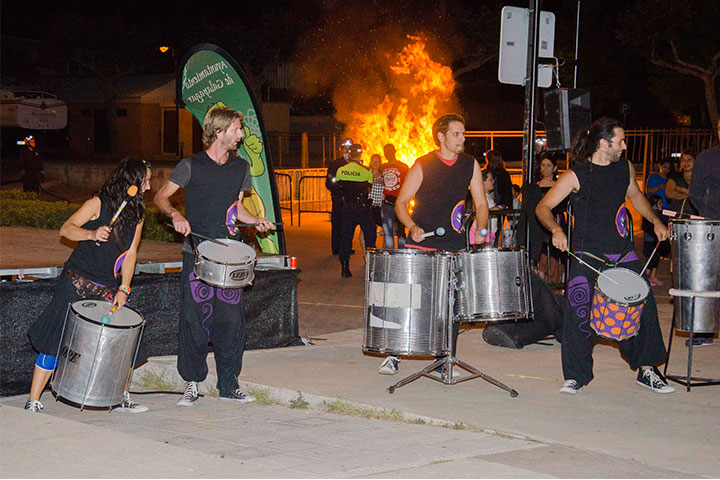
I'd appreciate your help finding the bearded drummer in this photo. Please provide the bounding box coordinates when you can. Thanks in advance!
[154,106,273,407]
[25,158,152,413]
[536,117,674,394]
[377,114,489,375]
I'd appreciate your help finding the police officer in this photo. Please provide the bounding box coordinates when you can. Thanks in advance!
[337,143,376,277]
[326,138,353,255]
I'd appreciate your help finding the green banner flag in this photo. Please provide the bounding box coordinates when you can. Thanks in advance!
[178,43,284,254]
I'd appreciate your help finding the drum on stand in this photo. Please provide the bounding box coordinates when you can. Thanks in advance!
[454,248,533,322]
[671,219,720,333]
[52,300,144,409]
[194,239,257,289]
[363,249,453,357]
[590,267,648,341]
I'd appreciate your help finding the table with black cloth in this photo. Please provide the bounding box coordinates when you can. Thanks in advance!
[0,268,301,396]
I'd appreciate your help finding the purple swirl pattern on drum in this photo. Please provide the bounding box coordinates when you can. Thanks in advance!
[217,287,242,305]
[568,275,593,338]
[189,272,214,303]
[201,303,212,340]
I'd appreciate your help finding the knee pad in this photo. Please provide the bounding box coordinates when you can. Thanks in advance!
[35,353,57,371]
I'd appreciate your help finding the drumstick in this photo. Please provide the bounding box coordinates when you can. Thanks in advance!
[95,185,138,246]
[661,209,705,220]
[164,224,228,247]
[421,226,446,238]
[640,240,660,277]
[227,222,283,228]
[565,250,620,285]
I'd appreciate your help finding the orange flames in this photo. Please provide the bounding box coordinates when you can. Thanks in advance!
[345,35,457,166]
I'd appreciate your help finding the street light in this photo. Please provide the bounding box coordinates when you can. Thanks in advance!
[159,46,181,157]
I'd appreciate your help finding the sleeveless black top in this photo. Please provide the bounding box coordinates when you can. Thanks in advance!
[406,151,475,251]
[570,157,632,254]
[64,197,136,286]
[183,151,250,240]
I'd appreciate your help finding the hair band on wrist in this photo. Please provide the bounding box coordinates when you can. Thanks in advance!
[118,285,131,295]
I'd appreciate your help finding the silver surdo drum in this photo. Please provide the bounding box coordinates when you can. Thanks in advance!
[194,239,257,289]
[363,249,453,356]
[52,300,144,409]
[455,248,533,321]
[671,219,720,333]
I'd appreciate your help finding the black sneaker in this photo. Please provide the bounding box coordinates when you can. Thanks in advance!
[685,337,714,348]
[24,400,43,412]
[176,381,199,407]
[636,367,675,394]
[559,379,583,394]
[116,391,148,413]
[219,389,256,403]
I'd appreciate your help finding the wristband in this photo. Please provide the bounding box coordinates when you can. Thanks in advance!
[118,285,131,295]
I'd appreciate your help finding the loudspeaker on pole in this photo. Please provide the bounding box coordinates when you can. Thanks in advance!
[543,88,591,151]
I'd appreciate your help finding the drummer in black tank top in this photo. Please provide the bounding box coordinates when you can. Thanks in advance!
[25,158,152,413]
[536,117,675,395]
[374,114,489,376]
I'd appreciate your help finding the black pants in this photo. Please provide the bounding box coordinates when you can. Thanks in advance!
[339,202,376,263]
[178,253,247,393]
[331,193,343,254]
[562,254,668,386]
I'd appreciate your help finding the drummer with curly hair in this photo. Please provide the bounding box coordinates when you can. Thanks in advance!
[536,117,674,394]
[25,158,152,413]
[154,106,273,407]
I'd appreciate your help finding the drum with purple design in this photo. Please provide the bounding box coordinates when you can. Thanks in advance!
[590,267,649,341]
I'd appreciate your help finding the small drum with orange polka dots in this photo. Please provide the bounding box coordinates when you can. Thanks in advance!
[590,267,649,341]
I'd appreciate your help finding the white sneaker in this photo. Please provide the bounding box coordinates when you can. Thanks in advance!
[176,381,199,406]
[378,356,399,375]
[115,391,148,413]
[559,379,583,394]
[24,400,43,412]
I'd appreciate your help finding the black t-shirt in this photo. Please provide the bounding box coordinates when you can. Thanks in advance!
[570,157,632,254]
[170,151,251,242]
[406,151,475,251]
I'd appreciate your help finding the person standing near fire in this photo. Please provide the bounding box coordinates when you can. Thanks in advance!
[336,143,376,278]
[21,134,45,193]
[380,143,409,249]
[326,138,354,255]
[377,114,488,375]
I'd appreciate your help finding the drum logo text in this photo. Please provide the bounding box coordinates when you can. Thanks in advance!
[624,293,641,301]
[60,345,82,363]
[229,269,249,281]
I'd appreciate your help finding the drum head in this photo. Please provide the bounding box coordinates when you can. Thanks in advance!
[597,268,649,304]
[71,300,143,327]
[197,239,256,264]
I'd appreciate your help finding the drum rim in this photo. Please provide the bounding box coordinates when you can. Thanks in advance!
[457,247,527,253]
[69,300,145,329]
[670,219,720,226]
[195,254,257,267]
[594,267,649,306]
[366,247,454,256]
[195,239,258,258]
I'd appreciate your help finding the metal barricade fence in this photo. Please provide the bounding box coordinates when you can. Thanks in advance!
[274,168,331,226]
[274,172,293,226]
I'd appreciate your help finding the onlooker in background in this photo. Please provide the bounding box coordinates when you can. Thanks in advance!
[511,184,522,210]
[21,135,45,193]
[687,118,720,347]
[666,149,698,216]
[368,154,385,230]
[336,144,376,277]
[645,159,673,209]
[485,149,513,208]
[642,195,671,286]
[326,138,354,255]
[380,144,408,249]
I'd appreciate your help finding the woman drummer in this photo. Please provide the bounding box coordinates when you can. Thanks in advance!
[25,158,152,413]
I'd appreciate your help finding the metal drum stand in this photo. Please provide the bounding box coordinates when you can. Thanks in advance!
[663,289,720,392]
[387,257,519,397]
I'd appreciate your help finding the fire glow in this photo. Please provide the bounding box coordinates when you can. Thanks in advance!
[345,35,457,166]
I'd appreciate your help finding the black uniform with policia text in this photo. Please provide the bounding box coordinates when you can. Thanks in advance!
[337,153,376,266]
[169,150,252,395]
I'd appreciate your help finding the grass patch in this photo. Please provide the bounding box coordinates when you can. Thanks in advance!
[136,371,178,392]
[247,387,279,406]
[323,399,405,422]
[288,391,310,409]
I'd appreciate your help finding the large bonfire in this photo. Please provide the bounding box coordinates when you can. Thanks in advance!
[344,35,457,166]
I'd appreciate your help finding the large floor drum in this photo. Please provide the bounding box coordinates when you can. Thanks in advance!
[363,249,452,356]
[52,300,144,408]
[455,248,533,322]
[671,219,720,333]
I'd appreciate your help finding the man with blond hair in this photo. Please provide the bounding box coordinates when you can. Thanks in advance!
[155,106,274,406]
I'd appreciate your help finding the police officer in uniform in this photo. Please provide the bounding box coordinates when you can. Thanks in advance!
[326,138,353,255]
[337,143,376,277]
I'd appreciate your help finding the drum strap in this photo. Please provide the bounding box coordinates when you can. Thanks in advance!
[576,250,634,268]
[66,270,115,301]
